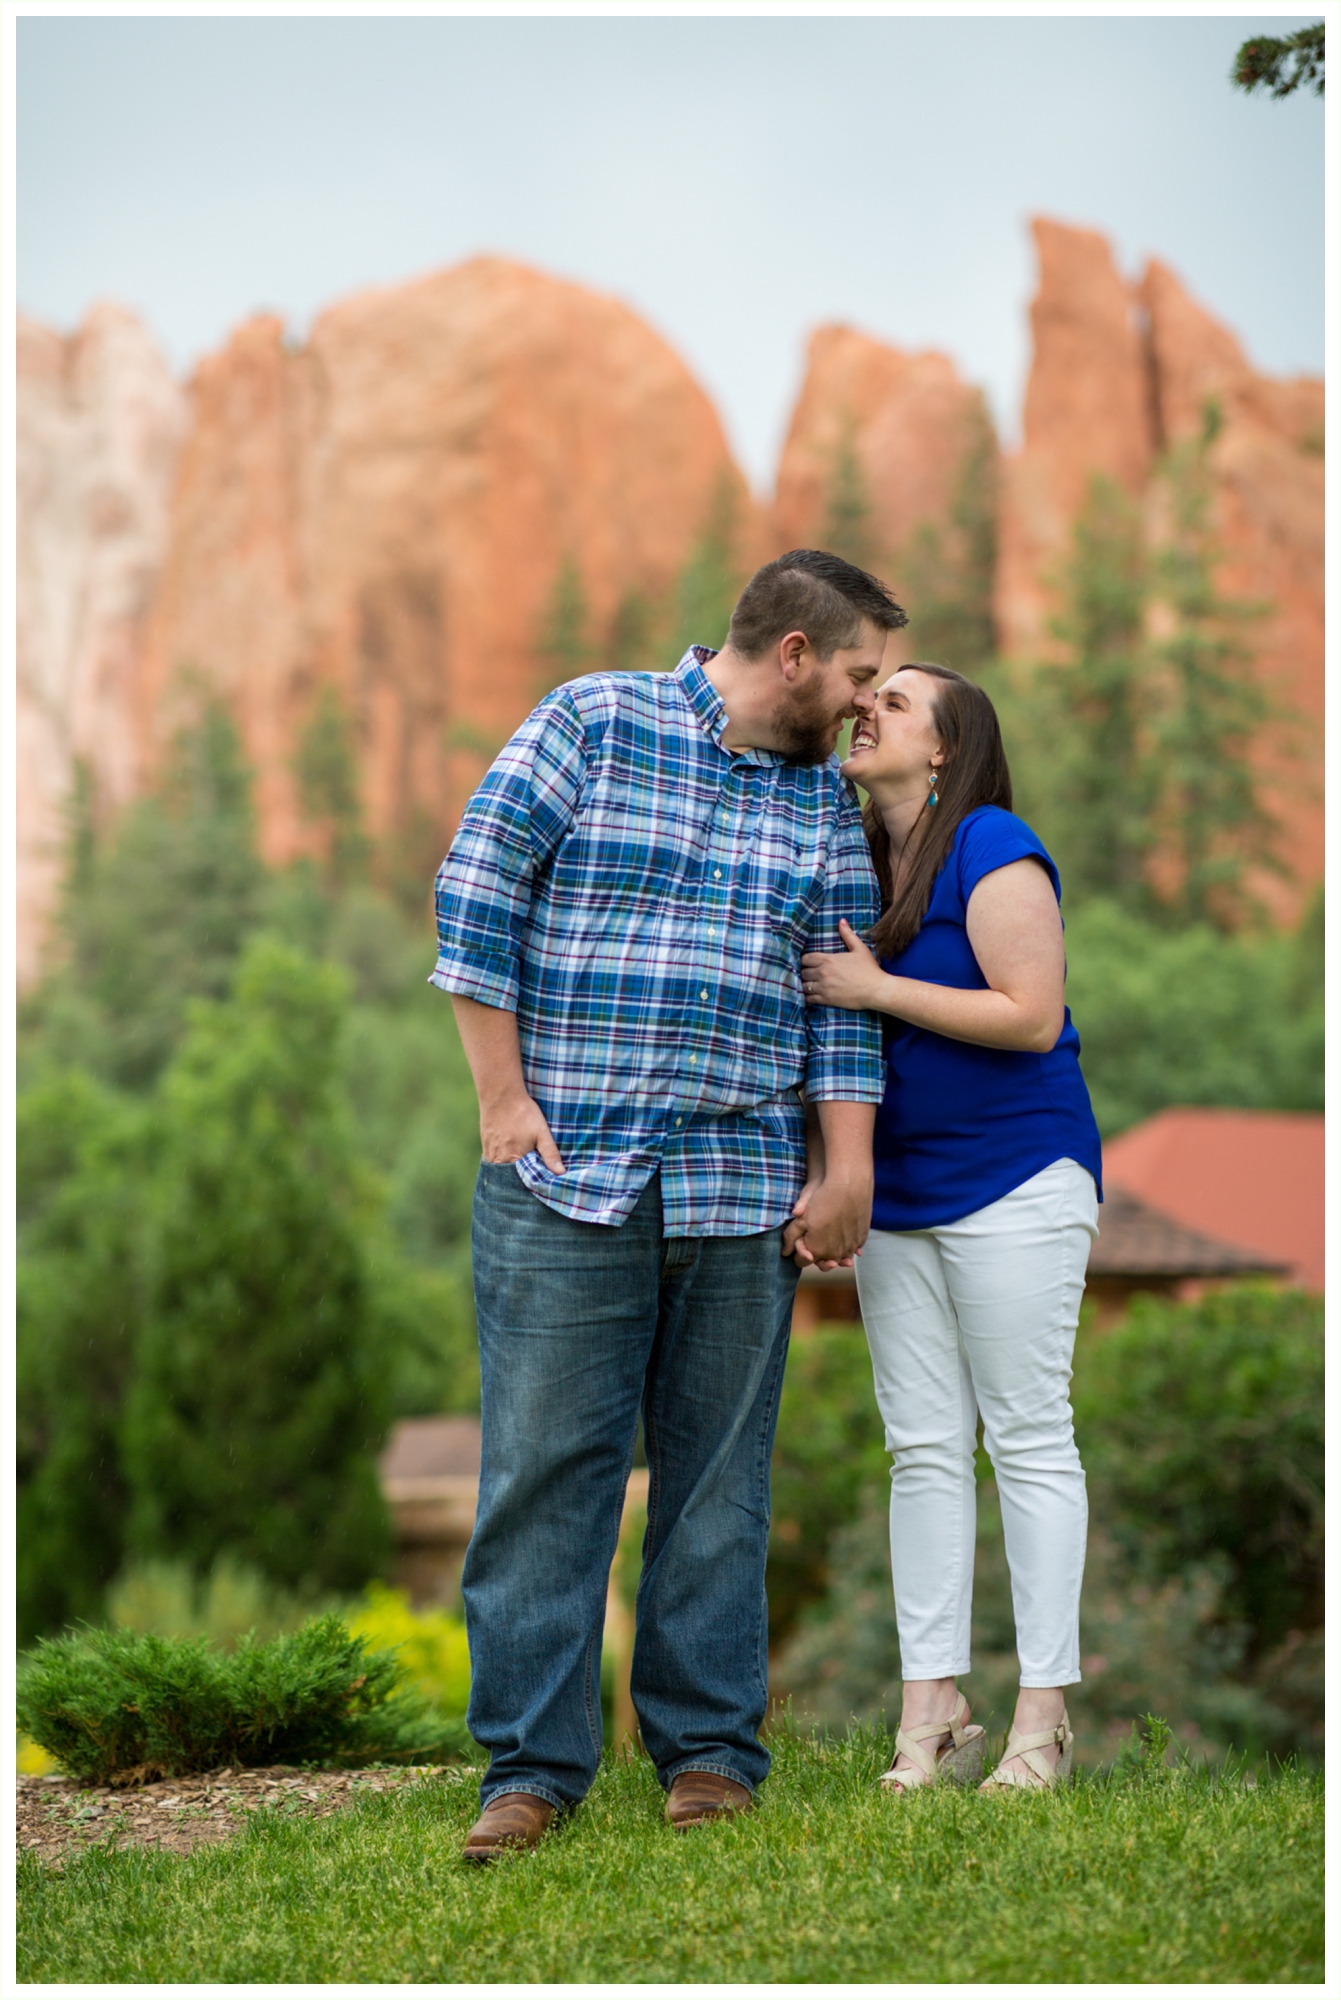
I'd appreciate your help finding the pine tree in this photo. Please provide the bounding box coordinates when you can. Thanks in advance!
[294,686,371,889]
[121,936,391,1594]
[535,555,594,696]
[16,1075,153,1642]
[28,700,265,1090]
[1233,23,1324,99]
[819,426,877,571]
[898,412,999,673]
[1031,474,1160,910]
[1148,415,1279,928]
[664,473,745,662]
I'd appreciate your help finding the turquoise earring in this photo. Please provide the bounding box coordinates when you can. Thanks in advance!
[928,768,940,808]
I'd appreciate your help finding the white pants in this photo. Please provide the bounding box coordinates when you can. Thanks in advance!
[855,1158,1099,1688]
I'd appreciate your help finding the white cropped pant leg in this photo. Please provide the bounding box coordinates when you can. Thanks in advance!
[855,1158,1099,1689]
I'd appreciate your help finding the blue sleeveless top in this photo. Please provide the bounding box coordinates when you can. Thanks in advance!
[871,804,1103,1231]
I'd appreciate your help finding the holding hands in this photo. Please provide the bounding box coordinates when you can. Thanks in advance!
[801,919,887,1012]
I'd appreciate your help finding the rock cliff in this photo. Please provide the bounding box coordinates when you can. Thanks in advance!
[772,324,994,659]
[16,304,185,986]
[995,218,1155,659]
[136,257,752,880]
[16,234,1323,981]
[1142,256,1324,899]
[995,219,1323,909]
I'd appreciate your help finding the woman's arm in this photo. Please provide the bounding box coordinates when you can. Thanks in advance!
[800,857,1066,1054]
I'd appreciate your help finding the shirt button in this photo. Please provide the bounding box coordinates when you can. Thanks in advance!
[688,1054,698,1065]
[713,868,722,880]
[699,988,709,1000]
[674,1117,682,1127]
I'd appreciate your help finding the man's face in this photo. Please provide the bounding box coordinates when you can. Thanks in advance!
[771,619,886,765]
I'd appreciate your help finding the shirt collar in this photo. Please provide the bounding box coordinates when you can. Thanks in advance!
[672,646,784,764]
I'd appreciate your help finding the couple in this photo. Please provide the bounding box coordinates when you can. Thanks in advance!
[432,549,1103,1860]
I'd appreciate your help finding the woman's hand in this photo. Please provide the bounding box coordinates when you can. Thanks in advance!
[801,919,887,1011]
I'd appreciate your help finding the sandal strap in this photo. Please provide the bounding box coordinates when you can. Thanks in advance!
[891,1694,973,1781]
[989,1714,1072,1789]
[1002,1722,1067,1756]
[891,1726,939,1781]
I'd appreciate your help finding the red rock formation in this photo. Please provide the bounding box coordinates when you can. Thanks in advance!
[994,221,1321,912]
[772,324,994,655]
[1140,259,1324,909]
[137,256,753,877]
[16,304,185,985]
[995,218,1155,658]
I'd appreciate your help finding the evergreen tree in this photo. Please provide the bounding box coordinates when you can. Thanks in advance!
[294,686,371,890]
[819,426,877,571]
[664,474,744,661]
[24,701,265,1090]
[898,413,999,673]
[1233,22,1324,99]
[1017,431,1281,930]
[17,1075,154,1642]
[535,554,594,696]
[1149,414,1279,928]
[121,936,392,1593]
[1030,474,1160,910]
[604,588,661,674]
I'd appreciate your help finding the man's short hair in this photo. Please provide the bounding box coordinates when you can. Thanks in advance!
[727,549,908,661]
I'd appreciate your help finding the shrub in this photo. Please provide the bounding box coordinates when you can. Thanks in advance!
[1073,1285,1323,1657]
[1062,898,1322,1135]
[106,1556,341,1650]
[16,1615,471,1786]
[346,1584,472,1715]
[767,1326,887,1647]
[779,1286,1323,1764]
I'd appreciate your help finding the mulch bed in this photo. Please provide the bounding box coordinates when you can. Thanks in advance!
[17,1764,479,1869]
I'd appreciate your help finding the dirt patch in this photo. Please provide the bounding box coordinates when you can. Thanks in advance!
[17,1763,478,1869]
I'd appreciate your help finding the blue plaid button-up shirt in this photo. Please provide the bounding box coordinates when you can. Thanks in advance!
[431,649,885,1234]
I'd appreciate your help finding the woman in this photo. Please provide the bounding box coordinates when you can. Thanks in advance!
[798,662,1103,1793]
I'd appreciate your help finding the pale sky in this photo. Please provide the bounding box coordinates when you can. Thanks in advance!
[16,9,1325,489]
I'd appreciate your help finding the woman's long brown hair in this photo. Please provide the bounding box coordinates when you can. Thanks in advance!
[865,663,1014,960]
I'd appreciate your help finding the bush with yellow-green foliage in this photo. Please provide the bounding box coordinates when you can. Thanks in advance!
[346,1584,471,1718]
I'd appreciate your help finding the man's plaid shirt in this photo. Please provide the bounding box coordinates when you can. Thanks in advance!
[431,649,885,1234]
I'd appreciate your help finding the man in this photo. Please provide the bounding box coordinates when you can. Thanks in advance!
[432,549,906,1860]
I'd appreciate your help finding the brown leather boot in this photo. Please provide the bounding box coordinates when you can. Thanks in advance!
[665,1770,754,1828]
[461,1791,556,1863]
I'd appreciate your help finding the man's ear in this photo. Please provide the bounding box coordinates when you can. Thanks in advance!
[778,630,809,682]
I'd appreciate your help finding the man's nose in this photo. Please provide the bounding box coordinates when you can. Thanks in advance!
[850,686,876,716]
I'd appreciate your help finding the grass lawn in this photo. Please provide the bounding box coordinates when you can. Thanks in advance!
[17,1727,1323,1984]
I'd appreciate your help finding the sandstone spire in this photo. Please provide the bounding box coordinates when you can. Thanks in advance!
[772,323,995,658]
[1140,257,1324,905]
[16,303,186,986]
[995,218,1156,659]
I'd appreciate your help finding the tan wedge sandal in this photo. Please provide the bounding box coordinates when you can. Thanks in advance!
[879,1692,987,1794]
[979,1709,1074,1791]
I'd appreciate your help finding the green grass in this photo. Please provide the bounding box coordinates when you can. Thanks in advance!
[18,1728,1323,1984]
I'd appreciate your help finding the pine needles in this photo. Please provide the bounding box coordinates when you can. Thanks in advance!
[16,1615,472,1785]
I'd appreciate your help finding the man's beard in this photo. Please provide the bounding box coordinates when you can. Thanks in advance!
[771,673,845,765]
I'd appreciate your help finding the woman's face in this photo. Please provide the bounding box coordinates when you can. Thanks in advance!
[840,667,945,791]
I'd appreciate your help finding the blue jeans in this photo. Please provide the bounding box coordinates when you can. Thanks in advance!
[464,1164,799,1811]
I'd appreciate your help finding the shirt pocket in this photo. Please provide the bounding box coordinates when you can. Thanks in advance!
[765,848,828,947]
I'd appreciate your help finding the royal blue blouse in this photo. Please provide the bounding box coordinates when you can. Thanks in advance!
[870,804,1103,1232]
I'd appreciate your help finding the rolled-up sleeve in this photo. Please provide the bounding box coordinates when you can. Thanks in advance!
[430,690,588,1010]
[802,789,886,1102]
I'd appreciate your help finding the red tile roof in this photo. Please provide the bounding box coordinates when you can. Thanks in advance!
[1087,1184,1285,1279]
[1103,1108,1324,1291]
